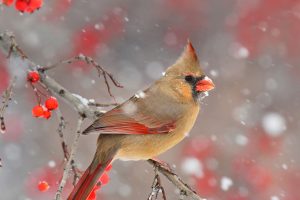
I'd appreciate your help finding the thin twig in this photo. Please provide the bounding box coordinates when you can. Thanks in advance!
[0,32,27,59]
[41,54,123,98]
[148,159,205,200]
[55,109,69,160]
[56,108,78,185]
[88,101,119,107]
[55,116,84,200]
[148,167,167,200]
[0,77,16,134]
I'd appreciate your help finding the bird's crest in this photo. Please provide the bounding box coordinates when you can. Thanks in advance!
[165,40,203,77]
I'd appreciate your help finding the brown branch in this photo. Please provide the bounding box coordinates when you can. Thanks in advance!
[55,109,79,186]
[55,109,69,160]
[88,101,119,107]
[148,167,167,200]
[0,31,205,200]
[148,159,204,200]
[55,116,84,200]
[0,77,16,168]
[0,77,16,134]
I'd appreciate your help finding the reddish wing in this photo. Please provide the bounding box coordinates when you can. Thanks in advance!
[83,98,175,135]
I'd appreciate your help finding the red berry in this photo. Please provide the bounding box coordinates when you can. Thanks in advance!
[27,0,42,12]
[43,109,51,119]
[27,71,40,83]
[38,181,49,192]
[45,97,58,110]
[32,105,44,117]
[15,0,29,12]
[99,172,109,185]
[2,0,14,6]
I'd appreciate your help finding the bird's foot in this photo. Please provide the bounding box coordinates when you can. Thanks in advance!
[150,158,174,174]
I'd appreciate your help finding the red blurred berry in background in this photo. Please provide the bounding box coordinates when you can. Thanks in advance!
[2,0,14,6]
[37,181,49,192]
[99,172,110,185]
[13,0,43,13]
[28,0,42,11]
[105,164,112,172]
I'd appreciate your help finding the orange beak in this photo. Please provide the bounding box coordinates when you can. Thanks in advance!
[195,76,215,92]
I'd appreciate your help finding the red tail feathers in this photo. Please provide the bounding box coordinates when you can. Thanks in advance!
[67,161,108,200]
[67,146,116,200]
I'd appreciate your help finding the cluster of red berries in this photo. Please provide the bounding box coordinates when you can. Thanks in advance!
[31,97,58,119]
[27,71,59,120]
[1,0,43,13]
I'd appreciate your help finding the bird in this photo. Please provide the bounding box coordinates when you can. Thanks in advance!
[67,41,215,200]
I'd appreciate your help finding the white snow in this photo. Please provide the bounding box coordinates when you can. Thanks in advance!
[262,112,286,137]
[235,134,248,146]
[184,132,190,137]
[236,47,249,59]
[210,134,217,141]
[282,164,288,170]
[135,91,146,98]
[88,99,95,103]
[122,102,137,115]
[220,176,233,191]
[240,120,246,125]
[210,69,219,78]
[198,91,209,101]
[94,23,104,31]
[271,196,280,200]
[72,94,89,106]
[48,160,56,168]
[181,157,204,178]
[230,43,249,59]
[258,21,268,32]
[204,76,212,81]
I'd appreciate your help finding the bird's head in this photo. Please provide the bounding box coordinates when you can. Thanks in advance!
[161,41,215,103]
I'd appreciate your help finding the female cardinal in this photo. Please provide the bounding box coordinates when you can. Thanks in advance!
[68,41,215,199]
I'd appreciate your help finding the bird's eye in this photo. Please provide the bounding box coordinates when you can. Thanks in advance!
[185,75,194,82]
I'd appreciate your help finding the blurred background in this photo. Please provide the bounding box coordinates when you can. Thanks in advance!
[1,0,300,199]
